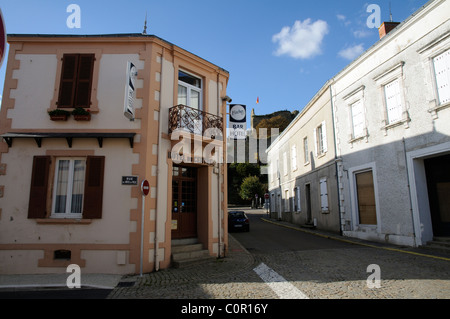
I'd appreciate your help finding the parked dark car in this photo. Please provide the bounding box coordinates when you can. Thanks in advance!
[228,211,250,232]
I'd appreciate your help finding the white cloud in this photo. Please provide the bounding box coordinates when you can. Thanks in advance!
[272,19,329,59]
[338,44,365,60]
[353,29,372,38]
[337,14,351,26]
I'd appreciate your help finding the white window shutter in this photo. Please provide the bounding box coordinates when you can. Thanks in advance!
[384,79,403,124]
[297,187,301,212]
[434,49,450,105]
[320,178,329,211]
[321,121,327,153]
[351,100,365,138]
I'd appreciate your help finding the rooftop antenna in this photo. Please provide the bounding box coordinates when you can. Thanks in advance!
[142,11,148,35]
[389,2,393,22]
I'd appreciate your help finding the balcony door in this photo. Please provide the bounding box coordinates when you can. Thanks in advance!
[172,165,198,239]
[178,70,202,134]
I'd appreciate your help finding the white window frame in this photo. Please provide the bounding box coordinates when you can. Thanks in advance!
[51,157,86,219]
[283,152,288,176]
[418,33,450,119]
[314,121,328,157]
[343,85,368,145]
[374,62,410,133]
[178,69,203,110]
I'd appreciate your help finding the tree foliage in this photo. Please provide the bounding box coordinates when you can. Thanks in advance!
[239,176,264,201]
[255,115,292,137]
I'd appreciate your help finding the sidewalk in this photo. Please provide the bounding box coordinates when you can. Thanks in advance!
[0,234,255,297]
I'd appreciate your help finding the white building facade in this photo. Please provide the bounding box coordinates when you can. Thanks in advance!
[267,0,450,247]
[333,0,450,247]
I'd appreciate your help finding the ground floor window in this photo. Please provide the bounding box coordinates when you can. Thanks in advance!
[52,158,86,218]
[28,155,104,219]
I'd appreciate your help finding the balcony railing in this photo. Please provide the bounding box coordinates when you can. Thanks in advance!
[168,104,223,137]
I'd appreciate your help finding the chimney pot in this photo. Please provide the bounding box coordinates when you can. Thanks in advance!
[378,22,400,39]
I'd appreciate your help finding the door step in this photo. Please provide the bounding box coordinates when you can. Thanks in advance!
[171,239,214,268]
[421,237,450,254]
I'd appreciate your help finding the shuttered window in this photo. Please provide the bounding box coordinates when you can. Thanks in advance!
[58,54,95,108]
[291,144,297,171]
[355,170,377,225]
[319,178,329,212]
[433,49,450,105]
[28,156,104,219]
[351,100,365,138]
[384,79,403,124]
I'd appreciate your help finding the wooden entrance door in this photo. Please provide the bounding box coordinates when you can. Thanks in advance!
[172,166,197,239]
[425,155,450,237]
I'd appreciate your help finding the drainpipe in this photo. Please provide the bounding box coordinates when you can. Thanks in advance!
[217,72,222,258]
[154,47,165,272]
[329,82,343,236]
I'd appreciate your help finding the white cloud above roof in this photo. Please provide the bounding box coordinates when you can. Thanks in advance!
[272,19,329,60]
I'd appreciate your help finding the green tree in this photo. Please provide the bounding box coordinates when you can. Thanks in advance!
[239,176,264,201]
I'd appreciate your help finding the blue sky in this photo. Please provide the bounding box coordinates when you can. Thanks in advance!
[0,0,429,121]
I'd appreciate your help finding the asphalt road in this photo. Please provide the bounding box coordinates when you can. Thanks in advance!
[231,210,356,254]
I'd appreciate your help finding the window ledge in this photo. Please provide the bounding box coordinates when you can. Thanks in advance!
[381,115,410,135]
[36,218,92,225]
[428,101,450,119]
[348,134,369,145]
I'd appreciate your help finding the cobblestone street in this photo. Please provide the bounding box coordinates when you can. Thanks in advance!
[108,212,450,300]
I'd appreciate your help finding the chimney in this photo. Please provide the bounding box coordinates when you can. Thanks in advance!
[378,22,400,39]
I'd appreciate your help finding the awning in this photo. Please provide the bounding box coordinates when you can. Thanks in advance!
[1,132,136,148]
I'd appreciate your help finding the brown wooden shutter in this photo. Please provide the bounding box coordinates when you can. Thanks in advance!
[28,156,51,219]
[83,156,105,219]
[58,54,78,108]
[74,54,94,108]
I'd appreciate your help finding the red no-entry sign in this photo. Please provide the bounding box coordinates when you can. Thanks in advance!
[141,180,149,196]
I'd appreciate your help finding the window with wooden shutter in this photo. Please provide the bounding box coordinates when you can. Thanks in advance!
[82,156,105,219]
[58,54,94,108]
[28,156,51,219]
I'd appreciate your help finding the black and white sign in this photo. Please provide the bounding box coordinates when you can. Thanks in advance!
[229,104,247,140]
[122,176,138,185]
[124,61,138,120]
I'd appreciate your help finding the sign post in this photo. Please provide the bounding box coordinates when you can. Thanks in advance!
[140,180,149,276]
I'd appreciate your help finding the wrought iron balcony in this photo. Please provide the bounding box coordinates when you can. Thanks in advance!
[168,104,223,138]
